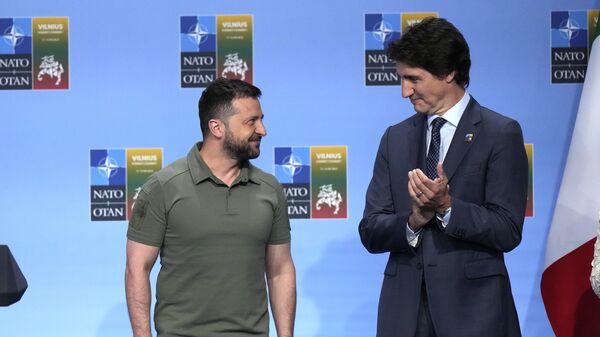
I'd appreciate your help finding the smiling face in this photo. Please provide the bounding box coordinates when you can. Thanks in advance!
[396,62,459,116]
[222,97,266,161]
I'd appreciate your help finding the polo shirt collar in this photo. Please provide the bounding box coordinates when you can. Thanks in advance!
[188,142,261,185]
[245,162,261,185]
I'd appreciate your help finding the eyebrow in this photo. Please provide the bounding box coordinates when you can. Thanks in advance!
[245,113,264,121]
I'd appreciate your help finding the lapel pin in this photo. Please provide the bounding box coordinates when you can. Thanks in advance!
[464,133,474,142]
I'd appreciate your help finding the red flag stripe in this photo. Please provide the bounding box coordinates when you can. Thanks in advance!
[541,239,600,337]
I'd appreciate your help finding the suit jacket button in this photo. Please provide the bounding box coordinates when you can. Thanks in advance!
[416,263,423,270]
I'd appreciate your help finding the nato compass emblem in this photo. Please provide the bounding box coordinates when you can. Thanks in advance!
[97,156,120,179]
[551,11,589,83]
[371,21,394,43]
[187,23,210,46]
[281,153,304,177]
[558,18,582,42]
[2,25,25,48]
[275,147,310,184]
[275,147,311,219]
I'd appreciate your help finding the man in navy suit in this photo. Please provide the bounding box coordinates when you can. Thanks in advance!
[359,17,528,337]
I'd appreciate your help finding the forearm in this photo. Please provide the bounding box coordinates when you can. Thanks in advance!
[445,198,523,252]
[359,210,412,253]
[267,262,296,337]
[125,267,153,337]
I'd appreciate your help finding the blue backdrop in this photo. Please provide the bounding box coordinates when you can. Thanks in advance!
[2,1,599,336]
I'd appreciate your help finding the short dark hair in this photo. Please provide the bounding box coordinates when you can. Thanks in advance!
[198,78,262,136]
[387,17,471,88]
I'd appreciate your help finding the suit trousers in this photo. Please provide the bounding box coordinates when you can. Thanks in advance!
[416,278,437,337]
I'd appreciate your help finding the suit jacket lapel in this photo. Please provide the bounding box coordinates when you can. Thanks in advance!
[407,114,427,171]
[443,97,481,182]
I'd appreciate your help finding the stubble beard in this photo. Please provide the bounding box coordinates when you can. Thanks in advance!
[224,128,260,162]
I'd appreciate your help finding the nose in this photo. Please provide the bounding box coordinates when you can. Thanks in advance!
[401,79,413,98]
[255,120,267,137]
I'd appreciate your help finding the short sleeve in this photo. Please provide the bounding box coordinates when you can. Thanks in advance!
[267,185,291,245]
[127,174,167,247]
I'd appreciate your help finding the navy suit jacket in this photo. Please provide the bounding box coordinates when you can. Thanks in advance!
[359,97,528,337]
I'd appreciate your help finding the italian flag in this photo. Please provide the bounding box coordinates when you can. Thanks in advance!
[541,24,600,336]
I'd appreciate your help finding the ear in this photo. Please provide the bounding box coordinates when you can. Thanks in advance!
[208,119,225,139]
[444,71,456,84]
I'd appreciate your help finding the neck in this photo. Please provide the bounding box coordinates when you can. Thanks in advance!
[435,87,466,117]
[199,140,241,187]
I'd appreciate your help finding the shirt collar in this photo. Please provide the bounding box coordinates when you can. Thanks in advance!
[239,161,260,185]
[427,91,470,128]
[188,142,260,185]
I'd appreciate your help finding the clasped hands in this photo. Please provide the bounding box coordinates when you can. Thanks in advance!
[407,163,452,232]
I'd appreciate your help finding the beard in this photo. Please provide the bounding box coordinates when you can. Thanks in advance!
[224,128,261,161]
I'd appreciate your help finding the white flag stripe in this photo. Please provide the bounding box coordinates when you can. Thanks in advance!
[544,39,600,269]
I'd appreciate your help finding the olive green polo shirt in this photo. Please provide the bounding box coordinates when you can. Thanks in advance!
[127,142,291,337]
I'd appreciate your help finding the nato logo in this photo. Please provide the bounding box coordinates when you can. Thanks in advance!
[180,16,217,87]
[275,147,311,219]
[364,14,401,86]
[551,11,589,83]
[0,18,33,89]
[90,149,127,221]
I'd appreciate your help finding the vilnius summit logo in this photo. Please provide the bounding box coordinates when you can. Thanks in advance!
[90,149,162,221]
[274,146,348,219]
[180,15,253,88]
[364,13,437,86]
[0,17,69,90]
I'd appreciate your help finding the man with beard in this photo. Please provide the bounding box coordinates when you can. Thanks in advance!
[359,18,527,337]
[125,78,296,337]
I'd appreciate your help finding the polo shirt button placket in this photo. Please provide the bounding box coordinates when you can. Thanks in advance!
[226,189,231,213]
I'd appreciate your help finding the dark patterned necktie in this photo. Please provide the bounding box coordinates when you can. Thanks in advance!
[426,117,447,179]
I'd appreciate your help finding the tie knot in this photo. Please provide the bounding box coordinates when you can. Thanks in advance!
[431,117,447,132]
